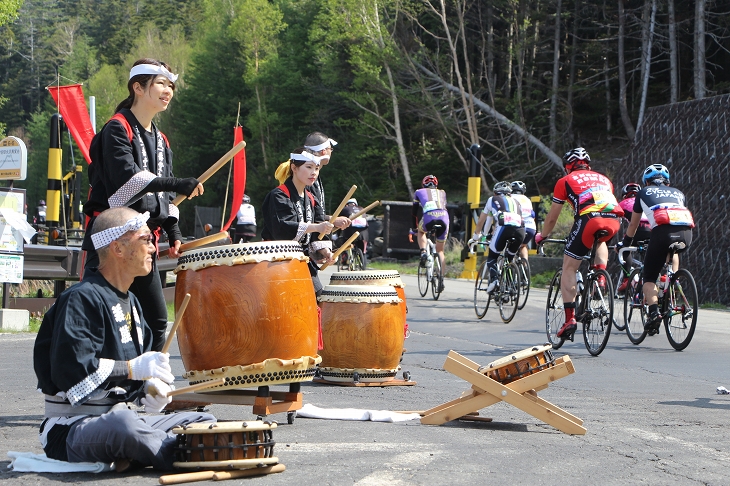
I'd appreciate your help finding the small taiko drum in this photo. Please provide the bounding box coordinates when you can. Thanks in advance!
[479,344,555,385]
[174,242,321,390]
[317,285,404,383]
[173,421,278,470]
[329,270,407,336]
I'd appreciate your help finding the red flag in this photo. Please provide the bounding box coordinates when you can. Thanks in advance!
[47,85,95,164]
[222,126,247,231]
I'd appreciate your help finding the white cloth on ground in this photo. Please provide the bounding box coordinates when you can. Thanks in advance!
[7,451,112,473]
[296,403,421,423]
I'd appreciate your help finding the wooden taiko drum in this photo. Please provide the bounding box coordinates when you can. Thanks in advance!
[173,421,278,469]
[329,270,407,336]
[317,285,404,383]
[479,344,555,385]
[174,242,321,390]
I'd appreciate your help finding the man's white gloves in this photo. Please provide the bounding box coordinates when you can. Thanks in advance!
[128,352,174,383]
[141,378,173,413]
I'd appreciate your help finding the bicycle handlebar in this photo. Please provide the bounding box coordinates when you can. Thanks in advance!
[617,246,638,266]
[536,238,567,257]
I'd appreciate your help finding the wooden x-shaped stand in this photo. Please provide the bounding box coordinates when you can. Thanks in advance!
[421,350,586,435]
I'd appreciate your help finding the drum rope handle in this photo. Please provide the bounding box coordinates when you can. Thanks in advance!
[319,185,357,240]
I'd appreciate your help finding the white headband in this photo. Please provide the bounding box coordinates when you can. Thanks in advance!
[91,212,150,250]
[290,152,322,166]
[129,64,179,83]
[304,138,338,152]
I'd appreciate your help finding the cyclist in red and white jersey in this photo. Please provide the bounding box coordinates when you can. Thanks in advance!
[535,148,623,339]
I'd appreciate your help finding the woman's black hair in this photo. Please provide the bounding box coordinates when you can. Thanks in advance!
[114,58,176,113]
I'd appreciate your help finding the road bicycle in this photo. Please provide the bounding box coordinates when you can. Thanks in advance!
[608,240,647,331]
[619,242,698,350]
[417,224,444,301]
[336,241,366,271]
[540,230,614,356]
[469,236,521,323]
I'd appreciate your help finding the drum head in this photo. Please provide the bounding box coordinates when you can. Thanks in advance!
[317,285,401,304]
[329,270,405,288]
[175,241,307,273]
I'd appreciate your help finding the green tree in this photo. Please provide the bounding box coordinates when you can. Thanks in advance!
[0,0,22,27]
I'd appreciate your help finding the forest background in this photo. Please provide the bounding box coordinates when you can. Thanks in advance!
[0,0,728,235]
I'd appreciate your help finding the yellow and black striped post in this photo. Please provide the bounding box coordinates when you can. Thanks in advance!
[460,144,482,280]
[46,114,63,229]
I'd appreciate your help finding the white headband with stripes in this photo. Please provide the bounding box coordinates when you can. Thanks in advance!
[91,212,150,250]
[304,138,338,152]
[290,152,323,166]
[130,64,178,83]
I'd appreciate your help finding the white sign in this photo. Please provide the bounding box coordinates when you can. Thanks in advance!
[0,137,28,180]
[0,254,23,283]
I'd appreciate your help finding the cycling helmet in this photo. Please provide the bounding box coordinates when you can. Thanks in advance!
[422,175,438,188]
[243,194,251,203]
[346,198,358,206]
[642,164,670,186]
[562,147,591,173]
[621,183,641,199]
[493,181,512,195]
[510,181,526,194]
[39,200,46,205]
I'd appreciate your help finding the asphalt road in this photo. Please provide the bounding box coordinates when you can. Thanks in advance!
[2,266,729,485]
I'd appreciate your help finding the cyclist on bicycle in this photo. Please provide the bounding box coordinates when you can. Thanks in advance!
[412,175,448,292]
[472,181,525,293]
[615,183,651,293]
[535,148,623,339]
[510,181,536,261]
[617,164,694,335]
[340,198,369,256]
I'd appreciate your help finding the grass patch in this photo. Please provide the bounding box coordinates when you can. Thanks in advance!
[530,270,557,289]
[167,301,175,322]
[368,239,465,279]
[700,302,730,311]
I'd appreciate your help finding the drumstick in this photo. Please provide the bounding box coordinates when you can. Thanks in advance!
[332,200,381,234]
[318,184,357,240]
[165,378,226,397]
[348,200,380,220]
[320,231,359,271]
[161,293,191,354]
[172,141,246,206]
[213,464,286,480]
[159,470,216,484]
[159,232,229,258]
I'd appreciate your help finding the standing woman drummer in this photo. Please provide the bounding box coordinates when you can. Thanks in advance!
[83,58,204,351]
[263,149,335,294]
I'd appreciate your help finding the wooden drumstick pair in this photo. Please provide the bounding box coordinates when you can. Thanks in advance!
[159,464,286,484]
[318,184,358,240]
[320,231,360,271]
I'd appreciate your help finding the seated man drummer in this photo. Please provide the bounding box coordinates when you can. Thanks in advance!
[34,207,215,471]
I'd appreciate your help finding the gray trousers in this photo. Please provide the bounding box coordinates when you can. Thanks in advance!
[66,406,215,470]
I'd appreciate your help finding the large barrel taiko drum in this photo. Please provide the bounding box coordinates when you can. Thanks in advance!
[317,285,404,383]
[174,241,321,390]
[329,270,407,336]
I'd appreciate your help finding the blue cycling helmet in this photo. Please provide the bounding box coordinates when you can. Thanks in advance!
[642,164,670,186]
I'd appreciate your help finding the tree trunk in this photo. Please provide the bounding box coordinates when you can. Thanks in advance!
[383,61,414,198]
[549,0,562,151]
[668,0,679,103]
[693,0,706,100]
[487,4,496,98]
[604,51,612,141]
[617,0,636,140]
[505,22,514,98]
[417,64,563,171]
[567,0,579,142]
[254,85,269,172]
[636,0,656,131]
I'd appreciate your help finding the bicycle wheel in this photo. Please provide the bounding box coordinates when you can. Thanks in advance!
[624,268,647,345]
[417,261,429,297]
[474,260,491,319]
[611,263,630,331]
[431,254,442,300]
[545,270,564,349]
[663,268,698,351]
[351,247,366,271]
[516,258,530,310]
[337,249,348,271]
[497,262,519,323]
[582,269,613,356]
